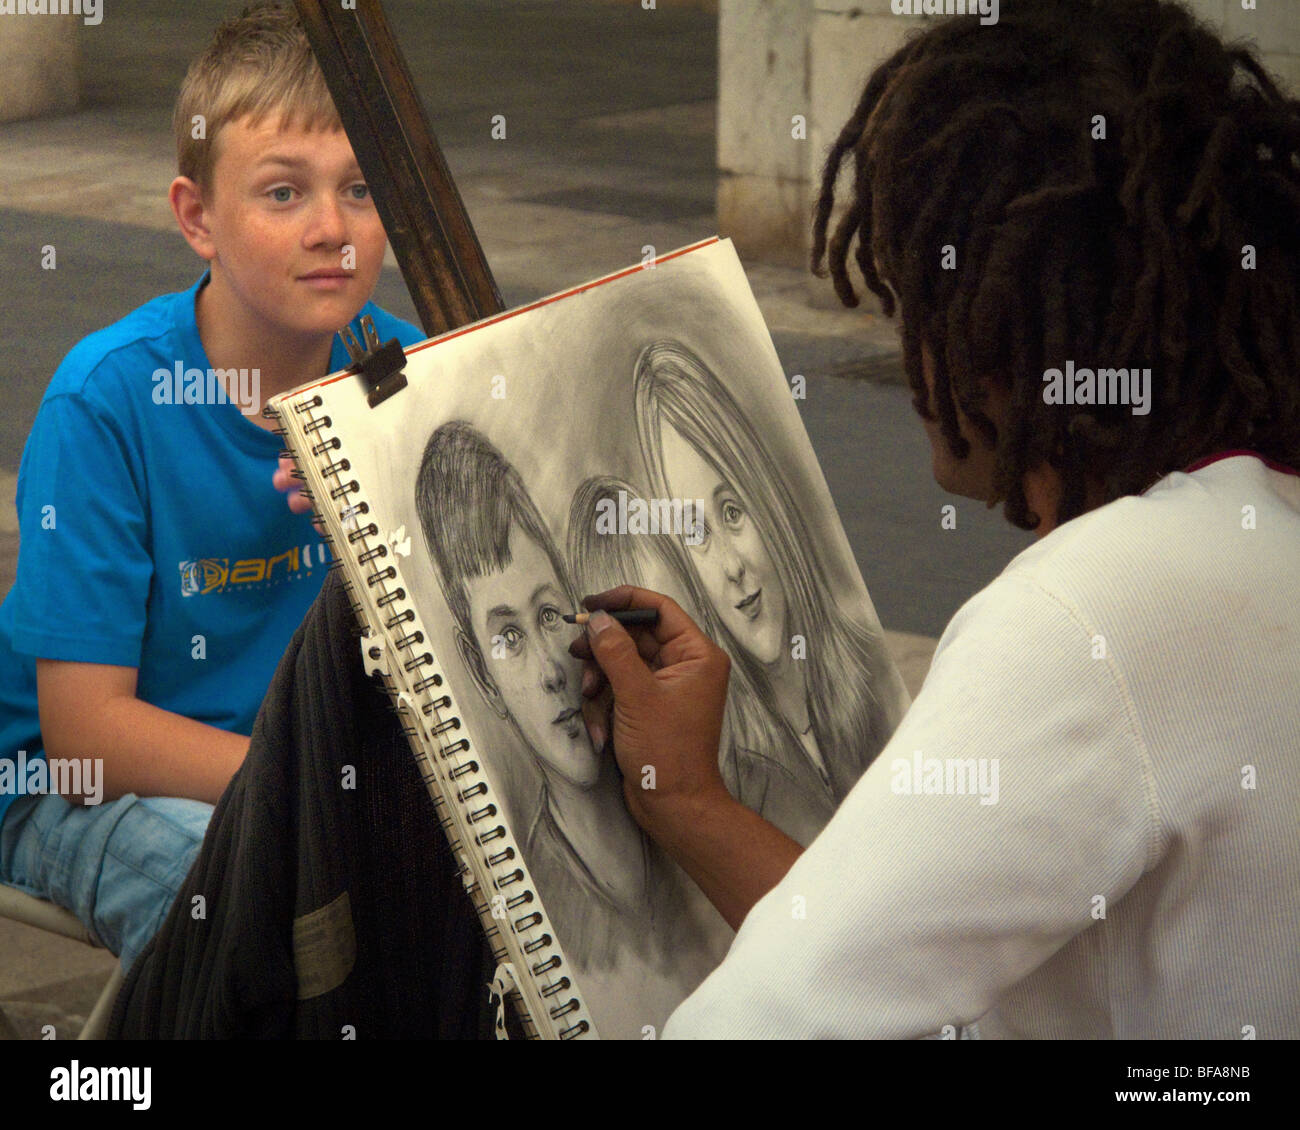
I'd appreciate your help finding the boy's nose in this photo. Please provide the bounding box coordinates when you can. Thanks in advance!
[304,194,348,249]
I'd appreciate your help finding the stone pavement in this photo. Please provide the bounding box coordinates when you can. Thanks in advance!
[0,0,1038,1038]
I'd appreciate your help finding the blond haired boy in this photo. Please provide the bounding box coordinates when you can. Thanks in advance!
[0,3,421,972]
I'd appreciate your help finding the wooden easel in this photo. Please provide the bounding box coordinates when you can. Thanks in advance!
[292,0,536,1037]
[292,0,503,336]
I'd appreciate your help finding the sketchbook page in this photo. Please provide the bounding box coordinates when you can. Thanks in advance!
[307,237,910,1039]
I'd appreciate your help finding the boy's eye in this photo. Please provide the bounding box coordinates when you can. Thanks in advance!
[348,183,371,201]
[269,186,294,204]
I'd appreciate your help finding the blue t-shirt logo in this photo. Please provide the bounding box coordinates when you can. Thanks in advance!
[0,274,425,828]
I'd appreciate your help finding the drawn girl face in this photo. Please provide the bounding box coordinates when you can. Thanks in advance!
[660,424,787,665]
[465,528,599,788]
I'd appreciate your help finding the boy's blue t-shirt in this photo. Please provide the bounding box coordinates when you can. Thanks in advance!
[0,274,423,824]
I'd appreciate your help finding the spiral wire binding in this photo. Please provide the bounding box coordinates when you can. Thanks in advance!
[265,395,593,1040]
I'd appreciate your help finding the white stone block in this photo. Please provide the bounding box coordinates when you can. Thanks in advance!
[718,0,814,179]
[804,10,917,262]
[717,170,810,267]
[0,19,79,124]
[809,11,915,174]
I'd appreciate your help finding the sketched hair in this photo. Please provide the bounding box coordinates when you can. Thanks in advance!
[565,475,696,603]
[633,340,893,788]
[416,421,575,649]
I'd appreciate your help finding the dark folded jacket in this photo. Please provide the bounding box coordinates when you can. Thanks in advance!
[109,570,495,1038]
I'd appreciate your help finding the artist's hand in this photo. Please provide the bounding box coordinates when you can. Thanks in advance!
[568,586,732,836]
[273,455,325,535]
[572,587,805,931]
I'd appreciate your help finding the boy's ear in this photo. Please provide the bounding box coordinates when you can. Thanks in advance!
[169,176,216,262]
[457,627,509,721]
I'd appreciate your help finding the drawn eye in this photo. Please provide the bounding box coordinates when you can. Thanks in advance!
[539,605,561,630]
[500,626,523,649]
[688,518,711,549]
[721,499,745,528]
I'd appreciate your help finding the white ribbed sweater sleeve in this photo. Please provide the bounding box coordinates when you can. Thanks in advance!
[664,572,1163,1039]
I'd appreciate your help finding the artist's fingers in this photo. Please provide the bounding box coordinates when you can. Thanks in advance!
[632,624,664,665]
[583,611,657,704]
[573,631,667,673]
[581,586,704,659]
[569,612,662,666]
[579,658,606,700]
[586,589,714,670]
[583,607,731,828]
[581,586,693,642]
[580,683,614,754]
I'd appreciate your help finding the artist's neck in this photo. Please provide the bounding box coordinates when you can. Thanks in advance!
[546,759,645,905]
[196,272,337,430]
[1022,464,1108,540]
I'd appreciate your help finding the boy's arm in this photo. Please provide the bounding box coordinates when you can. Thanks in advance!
[37,659,249,805]
[14,387,250,806]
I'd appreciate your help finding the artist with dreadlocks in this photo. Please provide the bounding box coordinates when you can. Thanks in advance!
[571,0,1300,1038]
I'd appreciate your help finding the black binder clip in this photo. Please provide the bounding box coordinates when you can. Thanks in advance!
[340,315,408,408]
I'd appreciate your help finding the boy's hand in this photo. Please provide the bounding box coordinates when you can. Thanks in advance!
[273,455,325,536]
[568,586,733,835]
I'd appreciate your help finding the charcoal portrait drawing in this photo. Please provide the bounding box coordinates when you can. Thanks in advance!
[633,340,909,844]
[414,422,714,1001]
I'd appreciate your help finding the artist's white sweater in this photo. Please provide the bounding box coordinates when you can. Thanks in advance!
[665,453,1300,1039]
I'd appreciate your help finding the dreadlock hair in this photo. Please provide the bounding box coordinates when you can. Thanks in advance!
[812,0,1300,530]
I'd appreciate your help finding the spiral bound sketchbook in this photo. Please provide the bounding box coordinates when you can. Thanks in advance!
[267,237,911,1039]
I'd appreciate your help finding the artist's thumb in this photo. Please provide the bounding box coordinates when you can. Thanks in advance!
[584,611,653,702]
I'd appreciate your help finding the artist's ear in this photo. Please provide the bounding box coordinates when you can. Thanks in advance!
[457,628,509,720]
[170,176,216,262]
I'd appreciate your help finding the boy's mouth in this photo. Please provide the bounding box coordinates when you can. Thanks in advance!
[299,269,354,290]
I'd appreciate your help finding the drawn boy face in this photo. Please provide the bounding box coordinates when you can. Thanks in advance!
[464,527,599,788]
[660,425,787,666]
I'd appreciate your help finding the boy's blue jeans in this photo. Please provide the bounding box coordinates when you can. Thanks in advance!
[0,793,212,973]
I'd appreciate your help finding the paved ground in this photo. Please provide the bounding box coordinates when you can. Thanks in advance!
[0,0,1034,1037]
